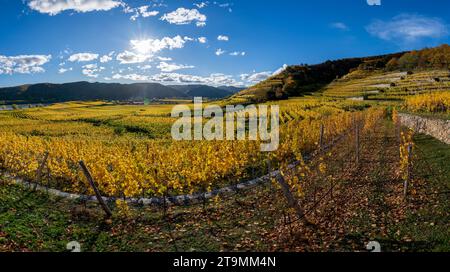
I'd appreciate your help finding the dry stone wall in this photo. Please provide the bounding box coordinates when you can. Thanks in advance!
[398,113,450,144]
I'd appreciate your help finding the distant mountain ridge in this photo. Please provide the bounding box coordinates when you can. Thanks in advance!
[0,81,242,104]
[168,84,244,99]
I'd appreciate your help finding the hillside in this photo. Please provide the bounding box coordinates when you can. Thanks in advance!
[231,45,450,103]
[0,82,187,103]
[168,84,235,99]
[216,86,245,93]
[0,82,240,104]
[230,52,405,103]
[323,70,450,100]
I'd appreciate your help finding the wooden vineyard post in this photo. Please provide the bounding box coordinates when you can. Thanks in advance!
[395,114,400,144]
[349,116,356,153]
[79,161,112,218]
[403,144,413,199]
[267,159,275,192]
[355,122,360,165]
[275,174,305,220]
[319,124,324,151]
[396,122,399,144]
[34,152,49,191]
[162,179,170,218]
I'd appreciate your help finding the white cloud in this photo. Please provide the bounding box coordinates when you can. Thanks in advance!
[330,22,349,31]
[215,48,226,56]
[196,22,206,27]
[129,5,159,21]
[367,0,381,6]
[99,53,113,63]
[150,72,238,86]
[160,8,207,26]
[130,35,188,55]
[157,56,172,61]
[157,62,195,72]
[116,51,150,64]
[137,64,152,70]
[130,14,139,21]
[194,2,208,9]
[240,71,272,83]
[366,14,448,43]
[149,73,193,83]
[27,0,123,15]
[0,54,51,75]
[272,64,288,75]
[82,63,98,69]
[123,5,134,13]
[82,63,105,78]
[118,36,191,64]
[205,73,237,85]
[58,67,72,74]
[229,51,245,56]
[198,37,207,43]
[215,2,233,13]
[139,6,159,17]
[108,71,242,86]
[218,3,231,8]
[240,64,288,84]
[112,73,149,81]
[217,35,229,41]
[68,53,99,62]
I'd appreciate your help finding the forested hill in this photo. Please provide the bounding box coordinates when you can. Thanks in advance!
[231,44,450,102]
[232,52,405,102]
[168,84,243,99]
[232,44,450,103]
[0,82,241,104]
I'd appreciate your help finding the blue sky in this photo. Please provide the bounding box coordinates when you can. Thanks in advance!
[0,0,449,87]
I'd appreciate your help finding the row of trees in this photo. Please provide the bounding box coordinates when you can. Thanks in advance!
[386,44,450,71]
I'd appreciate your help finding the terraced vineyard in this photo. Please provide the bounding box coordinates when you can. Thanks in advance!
[323,70,450,100]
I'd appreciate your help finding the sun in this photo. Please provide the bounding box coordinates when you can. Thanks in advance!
[131,39,151,54]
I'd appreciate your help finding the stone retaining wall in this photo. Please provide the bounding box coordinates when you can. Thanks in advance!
[398,113,450,144]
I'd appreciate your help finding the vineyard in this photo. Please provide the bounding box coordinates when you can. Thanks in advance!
[0,98,376,199]
[323,70,450,100]
[404,92,450,115]
[1,76,449,252]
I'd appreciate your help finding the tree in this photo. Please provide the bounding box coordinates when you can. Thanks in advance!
[282,76,297,96]
[386,58,399,71]
[398,51,419,70]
